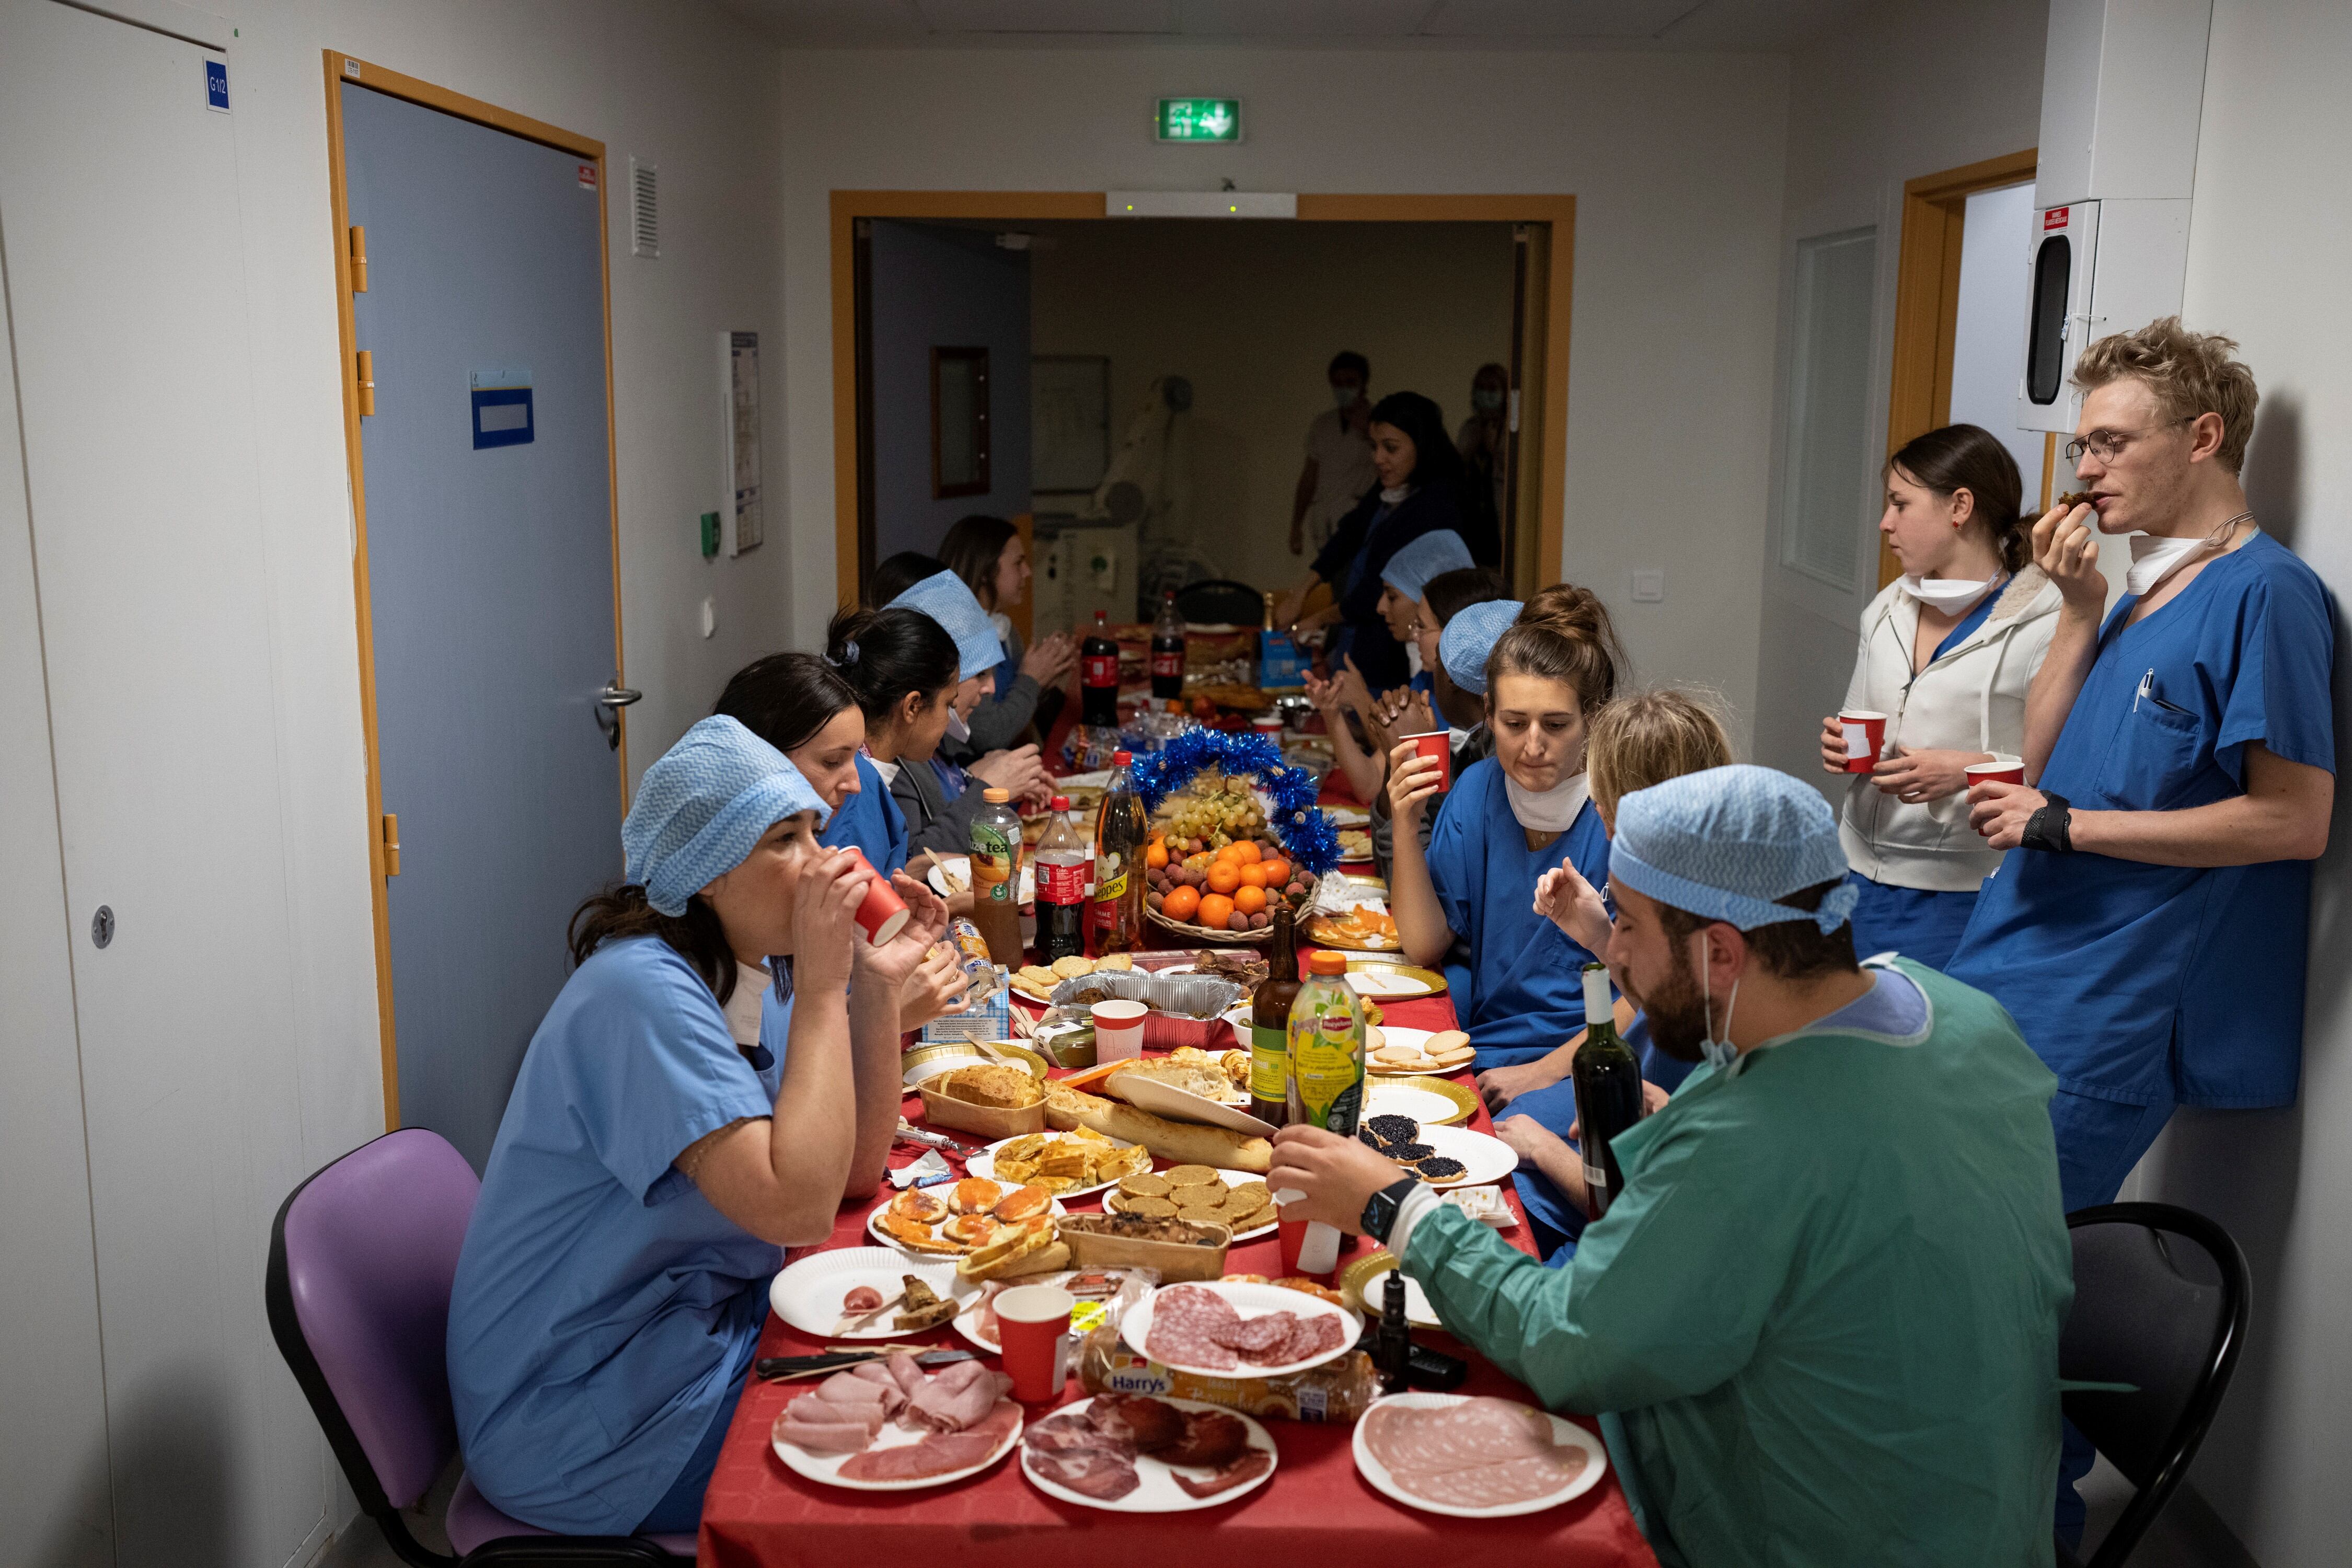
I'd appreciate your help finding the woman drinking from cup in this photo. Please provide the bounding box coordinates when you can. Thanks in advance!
[1819,425,2059,969]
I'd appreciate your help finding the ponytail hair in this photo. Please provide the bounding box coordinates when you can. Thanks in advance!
[567,884,736,1003]
[1488,583,1625,715]
[825,604,959,724]
[712,651,858,755]
[1887,423,2031,573]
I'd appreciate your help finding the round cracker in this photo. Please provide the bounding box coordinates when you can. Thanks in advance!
[1051,955,1095,979]
[1118,1172,1173,1198]
[1226,1203,1274,1232]
[1163,1164,1219,1187]
[1119,1194,1179,1218]
[1424,1030,1471,1054]
[1226,1180,1270,1209]
[1175,1189,1231,1216]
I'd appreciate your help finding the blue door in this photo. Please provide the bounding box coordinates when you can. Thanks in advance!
[344,83,624,1170]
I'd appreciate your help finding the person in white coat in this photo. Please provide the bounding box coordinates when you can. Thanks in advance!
[1819,424,2059,969]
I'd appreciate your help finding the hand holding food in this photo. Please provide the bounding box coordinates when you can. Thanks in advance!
[2032,497,2107,616]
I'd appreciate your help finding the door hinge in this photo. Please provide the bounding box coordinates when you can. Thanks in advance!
[381,812,401,877]
[349,224,368,292]
[355,348,375,417]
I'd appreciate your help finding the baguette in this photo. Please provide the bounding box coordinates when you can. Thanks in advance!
[1044,1083,1271,1174]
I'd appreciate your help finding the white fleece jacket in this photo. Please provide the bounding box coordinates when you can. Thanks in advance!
[1839,568,2060,892]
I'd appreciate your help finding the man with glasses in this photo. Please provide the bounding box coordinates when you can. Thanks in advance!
[1947,317,2333,1209]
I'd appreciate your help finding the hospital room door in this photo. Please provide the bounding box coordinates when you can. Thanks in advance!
[337,66,628,1170]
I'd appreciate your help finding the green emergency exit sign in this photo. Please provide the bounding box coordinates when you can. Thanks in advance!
[1156,97,1242,143]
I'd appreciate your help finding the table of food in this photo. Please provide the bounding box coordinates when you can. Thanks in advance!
[694,947,1658,1568]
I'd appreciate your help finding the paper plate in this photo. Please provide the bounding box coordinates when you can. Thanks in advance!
[1343,962,1447,998]
[966,1132,1143,1201]
[1405,1123,1518,1188]
[773,1391,1022,1492]
[1338,1250,1442,1330]
[1320,806,1371,829]
[1108,1073,1276,1137]
[1120,1281,1361,1379]
[1020,1396,1279,1513]
[925,855,1035,905]
[866,1190,1069,1259]
[1364,1076,1478,1126]
[1352,1394,1606,1518]
[769,1247,965,1340]
[1102,1168,1277,1242]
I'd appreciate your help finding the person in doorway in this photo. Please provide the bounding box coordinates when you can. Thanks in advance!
[939,514,1076,753]
[885,567,1055,821]
[712,651,973,1031]
[1455,362,1511,561]
[1278,391,1474,690]
[1819,424,2060,970]
[1948,318,2334,1216]
[447,717,945,1537]
[1385,589,1622,1066]
[1288,350,1377,559]
[1269,765,2072,1567]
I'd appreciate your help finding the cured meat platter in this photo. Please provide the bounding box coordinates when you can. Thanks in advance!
[1120,1280,1361,1379]
[1351,1393,1607,1518]
[1020,1394,1278,1513]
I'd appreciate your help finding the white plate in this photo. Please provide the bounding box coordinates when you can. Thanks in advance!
[1108,1074,1276,1137]
[1407,1123,1518,1188]
[772,1389,1023,1492]
[926,855,1036,905]
[1350,1258,1442,1330]
[1101,1168,1277,1242]
[1345,969,1432,998]
[1019,1396,1279,1513]
[865,1189,1069,1258]
[1363,1079,1468,1124]
[769,1247,966,1340]
[1120,1281,1362,1378]
[966,1132,1142,1201]
[1321,806,1371,828]
[1352,1393,1606,1517]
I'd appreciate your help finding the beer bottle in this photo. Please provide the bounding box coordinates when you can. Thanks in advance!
[1249,905,1302,1126]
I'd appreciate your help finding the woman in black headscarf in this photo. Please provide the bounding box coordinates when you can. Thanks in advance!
[1275,391,1493,691]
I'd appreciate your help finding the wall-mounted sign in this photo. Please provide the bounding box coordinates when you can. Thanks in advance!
[1155,97,1241,144]
[469,367,534,450]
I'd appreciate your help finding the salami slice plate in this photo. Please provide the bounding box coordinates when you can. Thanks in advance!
[1351,1393,1607,1518]
[1119,1280,1361,1379]
[1019,1396,1279,1513]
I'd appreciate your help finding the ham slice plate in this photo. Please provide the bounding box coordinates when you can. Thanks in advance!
[772,1388,1023,1492]
[1351,1393,1607,1518]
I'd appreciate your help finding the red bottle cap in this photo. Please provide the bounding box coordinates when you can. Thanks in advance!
[1051,795,1070,811]
[1113,751,1132,765]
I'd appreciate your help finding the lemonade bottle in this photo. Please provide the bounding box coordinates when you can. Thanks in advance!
[1287,951,1364,1135]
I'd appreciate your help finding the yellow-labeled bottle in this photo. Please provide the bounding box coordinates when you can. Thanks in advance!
[1287,950,1365,1135]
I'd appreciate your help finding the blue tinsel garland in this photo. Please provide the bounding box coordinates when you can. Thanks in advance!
[1129,727,1341,875]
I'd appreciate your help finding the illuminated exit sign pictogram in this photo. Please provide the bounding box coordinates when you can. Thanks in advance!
[1156,98,1242,143]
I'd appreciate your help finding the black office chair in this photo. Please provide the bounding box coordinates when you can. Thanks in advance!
[1173,578,1265,627]
[2056,1202,2250,1568]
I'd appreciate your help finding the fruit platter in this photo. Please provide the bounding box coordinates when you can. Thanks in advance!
[1143,775,1318,946]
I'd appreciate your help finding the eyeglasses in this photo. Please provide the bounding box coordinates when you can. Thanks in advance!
[2064,416,2194,465]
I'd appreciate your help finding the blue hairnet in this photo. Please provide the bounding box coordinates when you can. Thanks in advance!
[1438,597,1523,695]
[1380,529,1474,603]
[1610,765,1860,933]
[887,570,1004,682]
[622,716,829,916]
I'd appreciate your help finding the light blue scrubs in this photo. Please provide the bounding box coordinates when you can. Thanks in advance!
[820,753,908,876]
[447,936,788,1535]
[1506,1011,1698,1262]
[1425,757,1610,1066]
[1949,533,2334,1209]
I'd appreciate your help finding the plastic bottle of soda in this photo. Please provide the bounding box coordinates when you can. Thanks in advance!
[1034,795,1089,966]
[1089,751,1148,956]
[1081,609,1122,729]
[967,788,1026,967]
[1150,591,1187,700]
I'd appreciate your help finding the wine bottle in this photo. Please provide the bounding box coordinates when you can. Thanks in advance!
[1568,962,1645,1220]
[1249,905,1302,1126]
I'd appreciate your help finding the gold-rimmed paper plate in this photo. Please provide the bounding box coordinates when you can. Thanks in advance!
[1365,1075,1478,1127]
[901,1041,1050,1089]
[1341,960,1447,998]
[1337,1250,1443,1330]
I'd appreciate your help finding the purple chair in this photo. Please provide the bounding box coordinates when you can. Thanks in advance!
[265,1128,696,1564]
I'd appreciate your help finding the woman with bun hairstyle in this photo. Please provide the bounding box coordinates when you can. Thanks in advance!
[1820,424,2059,968]
[1386,586,1623,1067]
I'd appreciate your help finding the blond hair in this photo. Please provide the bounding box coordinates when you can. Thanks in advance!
[1587,688,1734,827]
[2073,316,2260,474]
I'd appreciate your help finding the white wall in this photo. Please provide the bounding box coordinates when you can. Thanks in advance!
[773,46,1791,731]
[1751,0,2051,788]
[2123,4,2352,1563]
[1950,179,2046,492]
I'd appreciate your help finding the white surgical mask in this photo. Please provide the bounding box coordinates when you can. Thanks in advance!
[1696,930,1741,1074]
[1379,485,1411,507]
[1405,641,1424,678]
[1505,770,1589,835]
[1333,385,1362,410]
[1472,388,1504,413]
[1899,574,1998,616]
[944,707,972,744]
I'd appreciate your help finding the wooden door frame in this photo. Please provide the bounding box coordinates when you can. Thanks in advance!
[829,191,1575,610]
[322,52,627,1131]
[1880,147,2039,586]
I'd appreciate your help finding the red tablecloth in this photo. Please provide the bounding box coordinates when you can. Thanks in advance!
[696,983,1656,1567]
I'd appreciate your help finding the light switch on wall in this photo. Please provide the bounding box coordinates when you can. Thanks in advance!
[1630,570,1665,603]
[700,597,717,638]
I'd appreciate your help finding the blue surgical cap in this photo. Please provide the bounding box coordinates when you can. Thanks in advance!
[1610,765,1860,933]
[1380,529,1474,603]
[889,570,1004,682]
[1438,597,1523,695]
[623,716,829,916]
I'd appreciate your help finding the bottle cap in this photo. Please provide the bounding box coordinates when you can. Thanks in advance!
[983,788,1010,803]
[1309,951,1348,976]
[1051,795,1070,811]
[1113,750,1132,765]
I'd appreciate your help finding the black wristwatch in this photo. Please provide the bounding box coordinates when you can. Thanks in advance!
[2021,791,2074,852]
[1361,1177,1422,1245]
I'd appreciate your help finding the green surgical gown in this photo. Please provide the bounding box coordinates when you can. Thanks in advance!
[1406,958,2071,1567]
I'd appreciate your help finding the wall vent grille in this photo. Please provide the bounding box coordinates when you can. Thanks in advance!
[629,159,658,258]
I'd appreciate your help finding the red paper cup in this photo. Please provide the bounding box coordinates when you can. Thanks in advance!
[994,1284,1074,1402]
[1837,710,1887,774]
[1090,999,1148,1063]
[838,846,909,946]
[1275,1192,1345,1281]
[1966,756,2026,789]
[1400,730,1452,792]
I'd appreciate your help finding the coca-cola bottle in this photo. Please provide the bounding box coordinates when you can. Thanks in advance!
[1150,591,1187,700]
[1081,609,1121,728]
[1034,795,1089,966]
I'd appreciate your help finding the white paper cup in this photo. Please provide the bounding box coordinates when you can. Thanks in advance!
[1090,999,1148,1063]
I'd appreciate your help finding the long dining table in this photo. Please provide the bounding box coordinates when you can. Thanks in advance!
[695,956,1657,1567]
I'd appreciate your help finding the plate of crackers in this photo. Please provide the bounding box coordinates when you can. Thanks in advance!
[868,1177,1066,1257]
[1336,828,1375,863]
[967,1128,1153,1199]
[1368,1027,1474,1076]
[1008,952,1135,1004]
[1102,1167,1277,1242]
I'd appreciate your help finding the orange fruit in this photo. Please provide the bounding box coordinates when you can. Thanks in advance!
[1161,885,1201,923]
[1233,884,1267,916]
[1216,843,1247,864]
[1145,841,1169,870]
[1259,858,1292,887]
[1206,862,1242,895]
[1238,863,1269,889]
[1197,892,1236,930]
[1228,839,1262,864]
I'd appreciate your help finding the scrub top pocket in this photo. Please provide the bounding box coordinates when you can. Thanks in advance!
[2094,693,2206,811]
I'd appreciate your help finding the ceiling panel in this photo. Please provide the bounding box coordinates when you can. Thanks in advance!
[914,0,1179,33]
[1173,0,1437,37]
[1421,0,1703,38]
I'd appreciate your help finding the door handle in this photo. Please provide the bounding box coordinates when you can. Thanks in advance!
[598,683,643,709]
[594,680,640,752]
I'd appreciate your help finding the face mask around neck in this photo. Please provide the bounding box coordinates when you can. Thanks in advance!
[1504,769,1589,835]
[944,706,972,744]
[2126,531,2220,596]
[1696,930,1741,1073]
[1899,573,1998,616]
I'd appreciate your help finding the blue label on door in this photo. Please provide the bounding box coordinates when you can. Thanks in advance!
[205,60,229,112]
[471,387,534,449]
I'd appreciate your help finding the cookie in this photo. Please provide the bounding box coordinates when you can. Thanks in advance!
[1226,1203,1274,1232]
[1371,1045,1420,1067]
[1118,1172,1173,1199]
[1119,1194,1179,1218]
[1225,1181,1270,1210]
[1163,1164,1220,1187]
[1096,953,1133,971]
[1424,1030,1471,1055]
[1051,955,1095,979]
